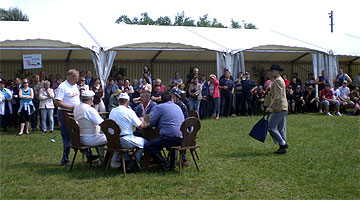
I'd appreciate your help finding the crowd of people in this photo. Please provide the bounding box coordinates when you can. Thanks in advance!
[0,66,359,170]
[0,66,360,134]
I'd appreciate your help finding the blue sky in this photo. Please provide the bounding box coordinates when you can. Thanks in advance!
[1,0,359,34]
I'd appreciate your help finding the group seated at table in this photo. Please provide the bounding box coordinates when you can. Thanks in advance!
[73,89,191,173]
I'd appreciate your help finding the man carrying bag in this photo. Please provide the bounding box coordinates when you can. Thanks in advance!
[265,64,289,154]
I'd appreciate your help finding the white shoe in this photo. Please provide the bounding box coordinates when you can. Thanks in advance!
[326,112,333,116]
[110,161,121,169]
[319,110,323,114]
[335,112,342,116]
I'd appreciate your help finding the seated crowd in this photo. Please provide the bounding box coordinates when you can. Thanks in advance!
[0,67,359,171]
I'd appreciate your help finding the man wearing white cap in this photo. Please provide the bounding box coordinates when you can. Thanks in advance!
[73,90,107,157]
[109,92,146,170]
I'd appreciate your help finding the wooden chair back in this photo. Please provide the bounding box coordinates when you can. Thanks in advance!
[180,117,201,147]
[100,119,123,149]
[188,110,200,119]
[65,117,82,147]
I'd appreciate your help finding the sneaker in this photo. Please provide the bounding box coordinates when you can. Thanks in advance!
[60,161,71,166]
[326,112,333,116]
[335,112,342,116]
[231,114,237,117]
[319,110,323,114]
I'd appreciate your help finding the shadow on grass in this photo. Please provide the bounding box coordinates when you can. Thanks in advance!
[9,161,179,179]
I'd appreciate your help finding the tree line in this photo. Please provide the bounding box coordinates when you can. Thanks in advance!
[115,11,257,29]
[0,7,257,29]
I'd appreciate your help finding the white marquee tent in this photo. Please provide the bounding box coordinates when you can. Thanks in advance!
[1,21,359,90]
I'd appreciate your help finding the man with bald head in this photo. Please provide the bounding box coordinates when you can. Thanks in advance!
[55,69,80,165]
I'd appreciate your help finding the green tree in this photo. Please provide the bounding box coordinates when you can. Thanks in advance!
[173,11,195,26]
[0,7,29,21]
[155,16,172,25]
[231,19,242,29]
[138,12,155,25]
[243,21,257,29]
[211,18,226,28]
[197,14,211,27]
[115,15,133,24]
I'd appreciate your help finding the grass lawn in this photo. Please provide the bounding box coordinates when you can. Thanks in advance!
[0,114,359,199]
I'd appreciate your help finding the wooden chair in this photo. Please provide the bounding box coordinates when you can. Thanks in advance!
[169,117,201,175]
[64,117,104,174]
[100,119,142,177]
[188,110,200,119]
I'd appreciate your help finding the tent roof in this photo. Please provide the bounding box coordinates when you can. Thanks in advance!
[0,21,359,62]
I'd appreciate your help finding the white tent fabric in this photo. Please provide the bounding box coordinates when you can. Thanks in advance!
[90,49,117,88]
[216,52,245,78]
[1,21,359,84]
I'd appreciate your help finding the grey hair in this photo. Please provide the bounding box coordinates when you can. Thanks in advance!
[43,80,50,86]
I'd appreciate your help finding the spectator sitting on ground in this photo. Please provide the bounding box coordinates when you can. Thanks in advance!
[294,85,305,114]
[350,87,359,103]
[252,86,266,115]
[286,86,296,114]
[320,84,341,116]
[303,85,317,113]
[338,80,354,112]
[73,90,107,158]
[151,85,163,104]
[334,68,352,86]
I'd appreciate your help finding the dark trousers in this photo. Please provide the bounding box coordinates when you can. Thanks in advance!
[252,101,264,115]
[58,110,71,163]
[220,94,231,117]
[31,101,40,129]
[144,136,182,157]
[235,94,244,115]
[200,99,207,119]
[0,101,10,131]
[241,95,252,116]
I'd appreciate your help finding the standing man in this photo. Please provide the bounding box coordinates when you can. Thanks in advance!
[241,72,257,116]
[169,71,183,89]
[85,70,94,88]
[266,65,289,154]
[55,69,80,165]
[144,92,185,171]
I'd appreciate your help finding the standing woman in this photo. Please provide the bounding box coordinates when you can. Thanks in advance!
[39,81,55,133]
[188,76,202,113]
[91,78,106,113]
[209,74,220,120]
[18,78,35,136]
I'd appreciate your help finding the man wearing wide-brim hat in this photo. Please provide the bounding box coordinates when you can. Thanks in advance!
[266,64,289,154]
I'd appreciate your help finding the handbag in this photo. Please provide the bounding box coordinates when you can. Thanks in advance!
[249,113,269,143]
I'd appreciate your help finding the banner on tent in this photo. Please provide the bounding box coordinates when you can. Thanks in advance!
[23,54,42,69]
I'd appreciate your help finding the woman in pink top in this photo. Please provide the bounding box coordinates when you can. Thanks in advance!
[208,74,220,120]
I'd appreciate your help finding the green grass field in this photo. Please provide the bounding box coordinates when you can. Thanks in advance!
[1,114,359,199]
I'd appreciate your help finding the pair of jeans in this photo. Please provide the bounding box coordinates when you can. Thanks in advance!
[57,110,71,163]
[213,97,220,117]
[268,111,287,145]
[189,98,201,113]
[0,101,10,130]
[40,109,54,132]
[208,96,214,117]
[241,95,253,116]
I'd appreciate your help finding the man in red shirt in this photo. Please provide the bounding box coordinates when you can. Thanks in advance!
[320,84,341,116]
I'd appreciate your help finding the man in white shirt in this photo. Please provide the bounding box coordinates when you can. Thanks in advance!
[55,69,80,165]
[338,80,354,111]
[74,90,107,157]
[109,93,146,171]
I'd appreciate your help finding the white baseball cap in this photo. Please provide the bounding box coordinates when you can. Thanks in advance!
[119,92,130,100]
[81,90,95,97]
